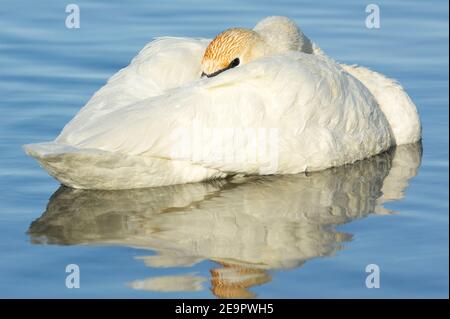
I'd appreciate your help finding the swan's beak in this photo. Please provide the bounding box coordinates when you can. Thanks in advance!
[201,61,238,78]
[200,70,221,79]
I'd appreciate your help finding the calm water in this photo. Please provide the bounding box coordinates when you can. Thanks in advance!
[0,0,448,298]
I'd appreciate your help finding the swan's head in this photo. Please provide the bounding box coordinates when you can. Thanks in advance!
[201,28,266,78]
[201,16,313,78]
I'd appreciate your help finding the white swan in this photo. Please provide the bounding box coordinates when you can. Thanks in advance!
[24,16,421,190]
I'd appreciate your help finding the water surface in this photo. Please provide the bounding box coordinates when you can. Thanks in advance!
[0,0,448,298]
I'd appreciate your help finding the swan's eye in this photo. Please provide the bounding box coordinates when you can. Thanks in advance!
[229,58,240,68]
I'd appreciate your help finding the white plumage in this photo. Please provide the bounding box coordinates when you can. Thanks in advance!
[24,16,421,190]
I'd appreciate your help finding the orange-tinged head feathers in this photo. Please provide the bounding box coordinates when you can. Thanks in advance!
[200,17,308,78]
[201,28,265,78]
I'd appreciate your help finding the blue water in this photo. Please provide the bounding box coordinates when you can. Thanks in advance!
[0,0,448,298]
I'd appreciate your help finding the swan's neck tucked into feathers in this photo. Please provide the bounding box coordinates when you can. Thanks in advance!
[253,16,314,54]
[201,16,314,77]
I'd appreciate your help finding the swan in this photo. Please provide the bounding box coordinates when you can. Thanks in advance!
[24,16,421,190]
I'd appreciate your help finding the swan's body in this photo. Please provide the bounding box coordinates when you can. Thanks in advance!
[24,16,421,190]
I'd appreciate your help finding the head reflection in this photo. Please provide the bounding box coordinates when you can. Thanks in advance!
[28,143,422,298]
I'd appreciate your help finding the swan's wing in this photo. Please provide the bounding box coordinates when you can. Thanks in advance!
[56,51,392,176]
[58,37,210,136]
[25,37,227,189]
[341,64,421,145]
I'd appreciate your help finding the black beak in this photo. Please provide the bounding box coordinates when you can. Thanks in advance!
[201,68,228,79]
[201,58,240,79]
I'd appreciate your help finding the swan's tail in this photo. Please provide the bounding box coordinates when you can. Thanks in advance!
[340,64,421,145]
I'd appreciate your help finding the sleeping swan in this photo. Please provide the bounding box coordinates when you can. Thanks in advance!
[24,16,421,190]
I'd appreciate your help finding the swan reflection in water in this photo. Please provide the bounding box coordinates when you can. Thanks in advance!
[28,143,422,298]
